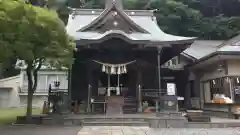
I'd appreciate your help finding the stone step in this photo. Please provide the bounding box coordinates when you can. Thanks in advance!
[82,118,146,122]
[123,109,137,112]
[124,103,137,105]
[123,108,137,113]
[83,121,149,126]
[123,106,137,109]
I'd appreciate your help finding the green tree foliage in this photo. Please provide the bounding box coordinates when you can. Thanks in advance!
[0,0,75,121]
[149,0,202,37]
[65,0,240,40]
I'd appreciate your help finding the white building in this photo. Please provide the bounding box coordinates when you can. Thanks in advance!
[0,69,68,108]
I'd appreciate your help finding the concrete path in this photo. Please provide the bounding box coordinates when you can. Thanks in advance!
[0,125,80,135]
[78,126,240,135]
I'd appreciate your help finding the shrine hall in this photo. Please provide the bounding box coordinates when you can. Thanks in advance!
[66,0,196,114]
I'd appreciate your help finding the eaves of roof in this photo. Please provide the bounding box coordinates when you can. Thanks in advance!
[181,52,197,61]
[188,51,240,67]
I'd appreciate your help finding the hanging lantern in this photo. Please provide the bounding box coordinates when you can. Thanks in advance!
[113,66,117,74]
[120,66,123,74]
[110,65,115,74]
[123,65,127,73]
[102,65,106,72]
[117,66,121,74]
[225,77,230,83]
[105,66,109,74]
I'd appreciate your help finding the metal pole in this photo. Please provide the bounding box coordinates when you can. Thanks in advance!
[157,47,162,94]
[108,73,110,96]
[157,47,162,112]
[138,85,142,112]
[118,74,120,87]
[229,78,234,101]
[87,84,91,113]
[108,73,110,87]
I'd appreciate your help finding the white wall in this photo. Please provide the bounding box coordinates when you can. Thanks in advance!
[19,70,68,107]
[0,88,11,108]
[0,70,69,108]
[200,67,226,81]
[19,95,48,107]
[0,76,21,107]
[20,70,68,93]
[227,60,240,76]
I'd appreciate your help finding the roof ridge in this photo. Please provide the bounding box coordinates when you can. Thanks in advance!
[217,35,240,48]
[71,8,154,14]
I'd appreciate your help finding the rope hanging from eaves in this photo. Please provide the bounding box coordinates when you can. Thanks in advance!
[93,60,136,75]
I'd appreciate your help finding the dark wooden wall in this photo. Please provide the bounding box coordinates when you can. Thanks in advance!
[70,38,190,104]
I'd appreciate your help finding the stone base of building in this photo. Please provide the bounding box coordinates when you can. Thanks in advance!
[14,113,240,128]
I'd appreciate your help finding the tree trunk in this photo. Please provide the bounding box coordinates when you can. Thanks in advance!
[26,65,33,123]
[26,89,33,123]
[25,60,42,123]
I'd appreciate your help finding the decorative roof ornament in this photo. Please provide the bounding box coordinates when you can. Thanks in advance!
[112,11,118,16]
[113,21,118,26]
[105,0,123,9]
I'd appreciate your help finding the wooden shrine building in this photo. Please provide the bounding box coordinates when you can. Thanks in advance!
[66,0,196,114]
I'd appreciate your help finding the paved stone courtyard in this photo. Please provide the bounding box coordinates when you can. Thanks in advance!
[79,126,240,135]
[78,126,155,135]
[1,125,240,135]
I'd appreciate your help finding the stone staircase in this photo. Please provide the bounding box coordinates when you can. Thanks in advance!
[123,97,137,114]
[82,118,148,126]
[41,115,149,126]
[81,116,148,126]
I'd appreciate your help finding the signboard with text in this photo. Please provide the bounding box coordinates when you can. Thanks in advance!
[167,83,176,95]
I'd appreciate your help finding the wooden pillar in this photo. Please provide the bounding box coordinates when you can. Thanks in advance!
[157,47,162,94]
[68,68,72,103]
[87,61,92,113]
[137,65,142,89]
[184,82,191,109]
[194,72,203,109]
[157,47,162,112]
